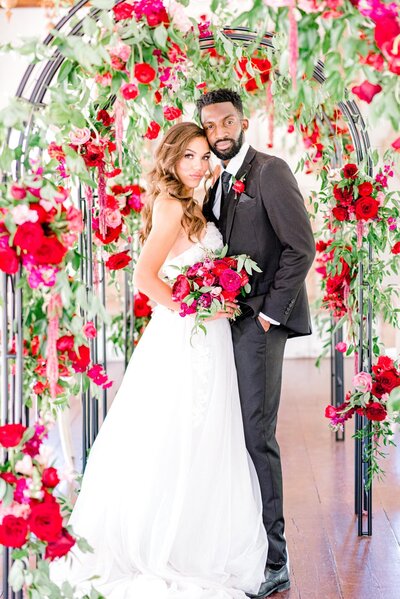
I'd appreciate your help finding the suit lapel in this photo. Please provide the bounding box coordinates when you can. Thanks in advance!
[225,146,257,242]
[203,182,218,225]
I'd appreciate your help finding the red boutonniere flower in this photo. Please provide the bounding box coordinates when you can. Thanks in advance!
[232,176,246,198]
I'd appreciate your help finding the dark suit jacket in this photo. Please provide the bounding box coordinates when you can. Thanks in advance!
[203,146,316,338]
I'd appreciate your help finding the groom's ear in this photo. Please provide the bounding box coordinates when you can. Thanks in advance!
[241,118,249,132]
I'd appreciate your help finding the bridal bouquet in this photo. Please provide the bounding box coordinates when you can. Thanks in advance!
[170,247,261,336]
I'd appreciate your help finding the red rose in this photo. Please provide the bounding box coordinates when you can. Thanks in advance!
[56,335,75,352]
[372,368,400,398]
[42,467,60,489]
[97,110,112,127]
[351,81,382,104]
[0,423,26,448]
[315,240,328,253]
[29,502,63,542]
[342,164,358,179]
[219,268,242,292]
[0,247,19,275]
[113,2,135,21]
[0,471,17,484]
[95,224,122,245]
[33,236,67,265]
[29,202,51,223]
[172,275,191,301]
[364,401,387,422]
[82,142,104,168]
[163,106,182,121]
[221,289,238,302]
[13,222,44,253]
[144,121,161,140]
[333,185,353,205]
[121,83,139,101]
[391,242,400,255]
[372,355,395,375]
[0,515,28,548]
[354,197,379,221]
[232,180,245,194]
[325,405,337,419]
[106,251,132,270]
[45,527,76,560]
[332,206,349,222]
[33,381,46,394]
[358,182,373,197]
[240,271,249,287]
[134,63,156,84]
[134,292,152,317]
[68,344,90,373]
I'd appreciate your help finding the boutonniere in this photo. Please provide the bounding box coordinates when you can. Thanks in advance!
[232,174,246,198]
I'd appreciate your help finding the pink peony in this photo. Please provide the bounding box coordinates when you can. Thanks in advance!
[172,274,191,301]
[10,184,26,200]
[335,342,347,353]
[83,321,97,339]
[219,268,242,292]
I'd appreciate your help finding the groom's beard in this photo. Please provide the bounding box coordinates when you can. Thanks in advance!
[210,130,244,161]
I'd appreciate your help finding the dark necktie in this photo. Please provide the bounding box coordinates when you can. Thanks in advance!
[220,171,231,215]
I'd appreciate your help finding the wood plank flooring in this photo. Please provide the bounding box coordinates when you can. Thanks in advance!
[279,359,400,599]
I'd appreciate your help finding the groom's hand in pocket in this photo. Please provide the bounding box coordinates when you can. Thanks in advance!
[257,316,271,332]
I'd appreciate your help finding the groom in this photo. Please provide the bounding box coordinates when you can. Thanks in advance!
[197,89,315,597]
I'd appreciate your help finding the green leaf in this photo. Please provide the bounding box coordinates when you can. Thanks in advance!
[90,0,114,8]
[153,25,168,50]
[9,559,24,592]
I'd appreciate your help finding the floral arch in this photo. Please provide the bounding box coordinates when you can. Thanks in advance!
[1,0,400,596]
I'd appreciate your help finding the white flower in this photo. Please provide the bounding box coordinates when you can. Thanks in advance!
[15,455,34,476]
[69,127,91,145]
[168,0,192,33]
[12,204,39,225]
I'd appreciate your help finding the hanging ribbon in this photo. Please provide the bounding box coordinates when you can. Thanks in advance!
[113,98,125,170]
[98,164,107,238]
[288,0,298,90]
[46,293,62,401]
[356,221,365,249]
[85,184,93,211]
[266,80,274,148]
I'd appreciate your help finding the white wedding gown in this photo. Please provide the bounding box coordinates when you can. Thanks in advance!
[51,222,268,598]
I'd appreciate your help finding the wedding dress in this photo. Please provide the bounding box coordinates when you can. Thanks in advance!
[50,222,268,599]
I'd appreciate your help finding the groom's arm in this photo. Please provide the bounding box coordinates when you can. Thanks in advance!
[257,157,315,325]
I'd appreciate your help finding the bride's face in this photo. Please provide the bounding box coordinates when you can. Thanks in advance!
[176,136,211,189]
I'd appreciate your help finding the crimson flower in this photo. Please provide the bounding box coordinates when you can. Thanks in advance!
[113,2,135,21]
[354,197,379,221]
[0,247,19,274]
[342,164,358,179]
[33,236,67,265]
[82,142,104,168]
[232,180,245,195]
[96,110,113,127]
[351,81,382,104]
[144,120,161,140]
[95,223,123,245]
[68,345,90,373]
[29,502,63,542]
[391,242,400,255]
[106,251,132,270]
[56,335,75,352]
[45,528,76,560]
[219,268,242,292]
[42,467,60,488]
[392,137,400,152]
[172,274,191,301]
[358,182,373,197]
[121,83,139,100]
[134,292,152,317]
[364,402,387,422]
[134,63,156,84]
[0,516,28,548]
[332,206,349,222]
[13,222,44,253]
[0,423,27,448]
[163,106,182,121]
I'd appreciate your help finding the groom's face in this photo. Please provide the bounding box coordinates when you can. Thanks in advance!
[201,102,248,162]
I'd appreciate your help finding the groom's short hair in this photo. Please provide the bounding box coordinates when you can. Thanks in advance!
[196,89,244,122]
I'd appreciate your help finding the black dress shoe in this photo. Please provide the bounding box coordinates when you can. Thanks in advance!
[246,564,290,598]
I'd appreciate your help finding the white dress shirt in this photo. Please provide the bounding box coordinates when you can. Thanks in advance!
[212,142,280,327]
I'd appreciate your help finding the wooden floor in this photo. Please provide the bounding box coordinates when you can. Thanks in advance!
[279,359,400,599]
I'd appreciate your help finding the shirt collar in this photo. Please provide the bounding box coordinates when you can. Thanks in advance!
[221,142,250,177]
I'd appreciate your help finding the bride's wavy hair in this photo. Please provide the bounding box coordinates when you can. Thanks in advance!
[141,122,211,243]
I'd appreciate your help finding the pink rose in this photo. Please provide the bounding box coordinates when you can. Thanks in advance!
[105,207,122,228]
[353,371,373,393]
[10,184,26,200]
[335,342,347,353]
[69,127,91,145]
[219,268,242,292]
[83,321,97,339]
[66,206,84,233]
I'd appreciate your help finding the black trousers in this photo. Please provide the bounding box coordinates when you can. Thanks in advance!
[232,316,289,569]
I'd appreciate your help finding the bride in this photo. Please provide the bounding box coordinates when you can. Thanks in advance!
[50,122,268,598]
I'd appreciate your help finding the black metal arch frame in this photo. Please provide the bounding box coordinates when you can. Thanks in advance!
[1,3,374,597]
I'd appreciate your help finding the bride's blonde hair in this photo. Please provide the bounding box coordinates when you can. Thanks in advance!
[141,122,211,243]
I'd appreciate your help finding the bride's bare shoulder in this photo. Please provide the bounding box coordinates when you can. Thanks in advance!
[153,194,183,223]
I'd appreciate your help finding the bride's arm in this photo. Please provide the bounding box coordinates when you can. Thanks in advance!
[133,197,183,312]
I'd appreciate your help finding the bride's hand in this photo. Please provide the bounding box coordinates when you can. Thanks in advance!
[206,301,237,321]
